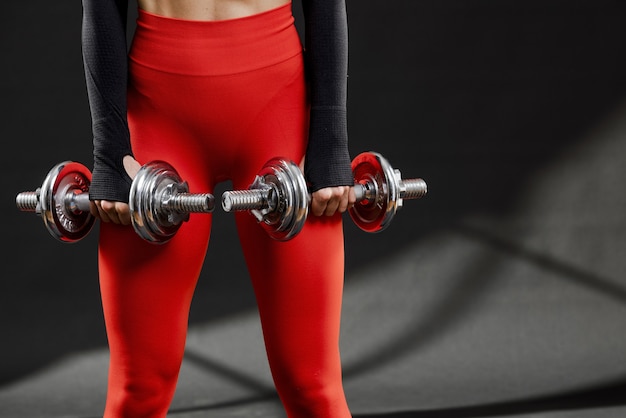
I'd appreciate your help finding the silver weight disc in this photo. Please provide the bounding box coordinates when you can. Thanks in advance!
[257,158,309,241]
[349,152,399,233]
[40,161,95,243]
[130,161,187,244]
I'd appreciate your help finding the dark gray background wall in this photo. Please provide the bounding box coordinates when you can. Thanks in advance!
[2,1,626,417]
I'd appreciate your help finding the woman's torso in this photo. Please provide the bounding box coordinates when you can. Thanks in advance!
[137,0,290,20]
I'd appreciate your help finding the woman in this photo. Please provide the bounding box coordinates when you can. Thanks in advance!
[81,0,355,416]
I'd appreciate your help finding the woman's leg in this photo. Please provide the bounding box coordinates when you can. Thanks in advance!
[237,213,352,418]
[99,211,211,417]
[232,57,351,418]
[99,42,215,416]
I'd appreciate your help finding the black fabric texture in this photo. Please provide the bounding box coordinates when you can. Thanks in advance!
[302,0,354,191]
[81,0,133,203]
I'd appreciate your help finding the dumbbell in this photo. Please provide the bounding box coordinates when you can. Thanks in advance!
[16,160,215,244]
[221,151,427,241]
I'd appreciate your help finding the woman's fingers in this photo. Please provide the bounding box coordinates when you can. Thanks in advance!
[92,200,132,225]
[310,186,355,217]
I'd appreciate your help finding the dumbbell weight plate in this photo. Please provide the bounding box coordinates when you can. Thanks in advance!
[40,161,95,242]
[130,161,188,244]
[349,152,399,233]
[256,158,309,241]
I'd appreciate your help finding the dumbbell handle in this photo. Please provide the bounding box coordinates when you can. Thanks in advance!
[222,189,270,212]
[144,189,215,214]
[354,177,427,203]
[222,176,427,213]
[16,189,90,213]
[16,187,214,215]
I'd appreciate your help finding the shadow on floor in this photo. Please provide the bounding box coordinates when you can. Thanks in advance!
[353,378,626,417]
[147,377,626,417]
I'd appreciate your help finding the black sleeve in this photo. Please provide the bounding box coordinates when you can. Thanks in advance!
[81,0,134,203]
[301,0,354,192]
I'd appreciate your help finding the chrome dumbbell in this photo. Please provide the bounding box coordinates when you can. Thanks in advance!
[16,160,215,244]
[221,151,427,241]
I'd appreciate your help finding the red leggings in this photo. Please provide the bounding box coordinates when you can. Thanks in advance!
[98,4,351,417]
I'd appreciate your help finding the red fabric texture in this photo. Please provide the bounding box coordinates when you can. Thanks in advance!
[98,4,351,417]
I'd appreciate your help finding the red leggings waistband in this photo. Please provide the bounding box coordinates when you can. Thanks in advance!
[129,3,303,75]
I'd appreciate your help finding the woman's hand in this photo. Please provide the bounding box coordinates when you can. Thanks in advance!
[89,155,142,225]
[300,156,356,217]
[310,186,356,217]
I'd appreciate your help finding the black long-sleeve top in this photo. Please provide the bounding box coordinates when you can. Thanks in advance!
[81,0,353,203]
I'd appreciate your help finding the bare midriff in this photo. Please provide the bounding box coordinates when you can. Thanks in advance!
[137,0,291,21]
